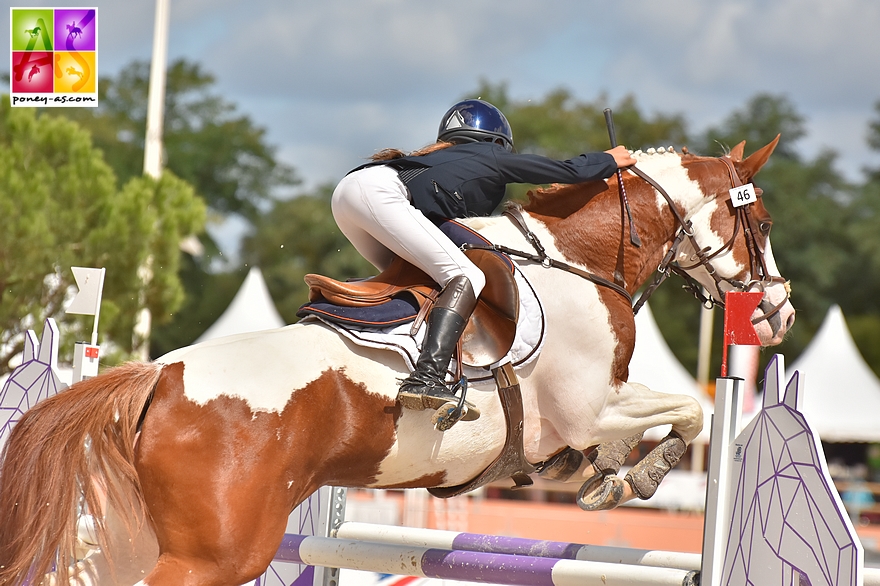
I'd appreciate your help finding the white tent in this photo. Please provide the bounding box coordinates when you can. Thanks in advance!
[787,305,880,443]
[194,267,286,343]
[629,303,714,443]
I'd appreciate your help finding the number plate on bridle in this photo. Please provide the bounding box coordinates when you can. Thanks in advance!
[729,183,757,208]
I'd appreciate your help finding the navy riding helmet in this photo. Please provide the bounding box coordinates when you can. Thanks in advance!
[437,99,514,152]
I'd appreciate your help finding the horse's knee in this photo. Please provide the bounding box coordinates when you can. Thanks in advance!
[672,396,704,444]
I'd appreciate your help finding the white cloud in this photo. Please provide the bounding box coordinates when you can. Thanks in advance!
[3,0,879,185]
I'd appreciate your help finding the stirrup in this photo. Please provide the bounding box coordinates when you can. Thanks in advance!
[430,377,479,431]
[398,374,480,425]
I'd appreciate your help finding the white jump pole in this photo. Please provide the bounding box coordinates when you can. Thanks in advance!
[275,534,698,586]
[334,521,701,571]
[700,376,743,586]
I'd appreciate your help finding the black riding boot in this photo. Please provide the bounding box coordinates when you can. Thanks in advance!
[397,276,479,418]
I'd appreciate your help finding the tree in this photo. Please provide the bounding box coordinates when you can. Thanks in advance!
[0,97,205,376]
[696,94,806,160]
[51,59,298,220]
[47,59,300,357]
[650,94,880,378]
[473,80,689,159]
[471,80,691,203]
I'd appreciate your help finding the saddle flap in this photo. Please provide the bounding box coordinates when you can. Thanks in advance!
[460,249,519,367]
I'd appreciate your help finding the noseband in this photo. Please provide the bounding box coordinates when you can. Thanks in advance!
[629,157,790,326]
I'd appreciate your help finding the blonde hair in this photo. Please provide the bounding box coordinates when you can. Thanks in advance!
[370,141,455,161]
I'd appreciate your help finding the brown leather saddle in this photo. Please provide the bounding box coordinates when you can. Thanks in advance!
[304,248,519,367]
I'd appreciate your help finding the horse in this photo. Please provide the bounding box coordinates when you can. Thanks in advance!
[721,355,861,586]
[66,22,83,39]
[0,138,795,586]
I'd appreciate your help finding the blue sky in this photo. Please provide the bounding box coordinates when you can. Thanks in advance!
[6,0,880,248]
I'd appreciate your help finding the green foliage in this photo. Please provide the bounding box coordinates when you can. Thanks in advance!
[471,80,689,202]
[697,94,806,159]
[148,256,251,357]
[46,59,300,357]
[50,59,298,220]
[240,184,375,323]
[0,97,205,375]
[473,80,688,158]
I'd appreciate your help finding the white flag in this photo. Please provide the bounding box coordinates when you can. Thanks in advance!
[67,267,105,316]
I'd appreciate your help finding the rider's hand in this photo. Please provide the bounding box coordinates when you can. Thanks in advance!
[606,145,637,169]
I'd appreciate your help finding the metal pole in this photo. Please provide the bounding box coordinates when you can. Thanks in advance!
[133,0,170,360]
[696,294,714,391]
[143,0,169,179]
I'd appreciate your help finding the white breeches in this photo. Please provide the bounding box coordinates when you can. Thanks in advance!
[331,165,486,296]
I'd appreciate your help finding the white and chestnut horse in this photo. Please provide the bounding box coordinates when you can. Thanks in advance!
[0,139,794,586]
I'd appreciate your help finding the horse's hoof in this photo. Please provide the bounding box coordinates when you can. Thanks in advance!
[576,475,625,511]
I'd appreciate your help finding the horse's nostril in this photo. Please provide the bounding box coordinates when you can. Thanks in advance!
[786,313,796,330]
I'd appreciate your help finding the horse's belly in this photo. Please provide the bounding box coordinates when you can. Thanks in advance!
[369,381,508,487]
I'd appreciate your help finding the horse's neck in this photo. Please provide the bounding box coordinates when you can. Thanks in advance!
[521,183,677,294]
[521,152,715,294]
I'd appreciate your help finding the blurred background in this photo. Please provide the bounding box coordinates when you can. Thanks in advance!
[4,0,880,558]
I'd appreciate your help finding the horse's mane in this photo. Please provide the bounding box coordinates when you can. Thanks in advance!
[522,147,687,216]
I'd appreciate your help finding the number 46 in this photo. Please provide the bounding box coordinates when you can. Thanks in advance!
[729,183,756,208]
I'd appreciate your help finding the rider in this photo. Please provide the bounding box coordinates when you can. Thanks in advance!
[331,99,636,423]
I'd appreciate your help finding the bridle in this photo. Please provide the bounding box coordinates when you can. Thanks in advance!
[471,154,790,327]
[629,157,790,325]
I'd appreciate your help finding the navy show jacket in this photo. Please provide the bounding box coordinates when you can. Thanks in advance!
[354,142,618,221]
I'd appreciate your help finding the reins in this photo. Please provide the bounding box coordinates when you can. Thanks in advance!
[467,155,790,326]
[463,205,633,304]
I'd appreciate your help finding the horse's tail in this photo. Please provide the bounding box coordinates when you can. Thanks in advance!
[0,361,163,585]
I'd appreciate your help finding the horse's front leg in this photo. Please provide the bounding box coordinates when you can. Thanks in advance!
[543,381,703,511]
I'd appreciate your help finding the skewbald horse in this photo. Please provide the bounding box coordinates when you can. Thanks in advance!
[0,138,794,586]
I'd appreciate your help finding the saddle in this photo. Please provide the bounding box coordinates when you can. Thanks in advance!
[302,247,519,368]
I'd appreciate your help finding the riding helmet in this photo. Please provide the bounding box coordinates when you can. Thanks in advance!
[437,99,514,151]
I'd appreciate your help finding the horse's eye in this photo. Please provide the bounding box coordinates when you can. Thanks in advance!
[759,222,771,234]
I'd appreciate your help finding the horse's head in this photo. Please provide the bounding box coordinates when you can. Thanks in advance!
[673,136,795,345]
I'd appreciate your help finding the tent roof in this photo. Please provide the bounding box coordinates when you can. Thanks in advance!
[787,305,880,443]
[629,304,714,443]
[194,267,285,344]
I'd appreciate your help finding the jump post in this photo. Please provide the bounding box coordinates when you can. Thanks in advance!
[272,355,880,586]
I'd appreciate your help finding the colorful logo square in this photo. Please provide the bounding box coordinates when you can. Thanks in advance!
[54,51,96,93]
[9,7,98,107]
[10,8,54,51]
[54,9,96,52]
[11,51,53,92]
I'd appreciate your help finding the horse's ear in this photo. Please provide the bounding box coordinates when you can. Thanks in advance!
[728,141,746,162]
[738,134,780,181]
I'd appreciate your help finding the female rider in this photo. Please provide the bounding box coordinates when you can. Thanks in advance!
[331,99,635,427]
